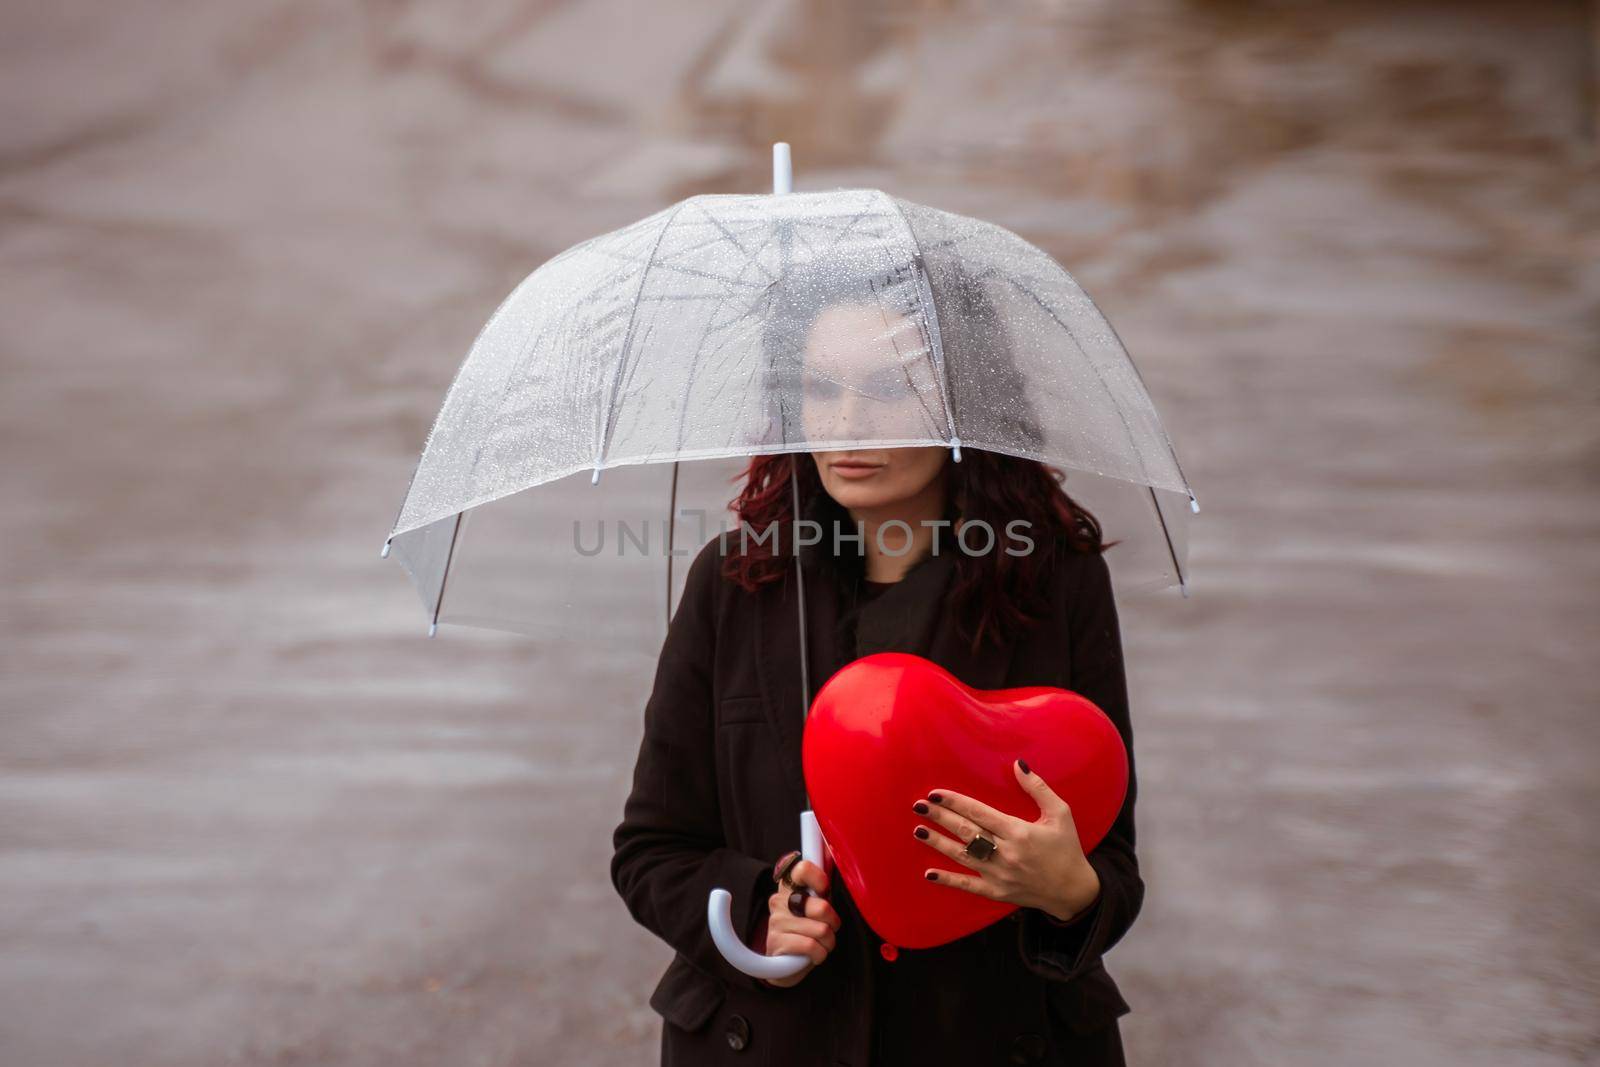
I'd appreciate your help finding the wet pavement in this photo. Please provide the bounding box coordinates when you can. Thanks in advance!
[2,2,1596,1064]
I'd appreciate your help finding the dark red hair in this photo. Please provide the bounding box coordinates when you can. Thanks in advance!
[719,448,1118,652]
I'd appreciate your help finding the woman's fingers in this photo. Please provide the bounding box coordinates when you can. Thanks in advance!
[804,893,842,932]
[759,898,839,985]
[923,867,1004,901]
[767,923,834,963]
[760,864,842,977]
[768,885,840,930]
[766,889,839,943]
[916,795,1009,848]
[921,788,1025,838]
[911,819,1000,872]
[761,940,825,979]
[1012,758,1071,821]
[787,859,830,896]
[773,887,840,931]
[769,910,836,948]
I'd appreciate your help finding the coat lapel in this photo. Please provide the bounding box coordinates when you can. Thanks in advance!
[754,553,843,806]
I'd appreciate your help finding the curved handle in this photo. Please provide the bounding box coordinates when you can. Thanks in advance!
[707,810,825,981]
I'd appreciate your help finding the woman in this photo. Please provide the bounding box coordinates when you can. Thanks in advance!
[611,255,1143,1066]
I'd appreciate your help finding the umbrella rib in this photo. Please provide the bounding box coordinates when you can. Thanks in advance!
[624,224,779,456]
[608,320,658,446]
[665,461,680,624]
[1084,289,1198,506]
[932,215,1189,497]
[999,273,1161,490]
[668,292,740,455]
[630,244,780,302]
[386,241,585,542]
[641,222,783,309]
[640,261,768,290]
[430,510,465,636]
[884,196,961,450]
[867,271,943,431]
[652,219,772,264]
[1147,485,1186,591]
[789,456,813,799]
[598,201,786,462]
[595,200,690,477]
[814,202,876,258]
[692,200,780,284]
[463,292,584,489]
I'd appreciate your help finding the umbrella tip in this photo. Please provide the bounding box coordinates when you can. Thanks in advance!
[1189,494,1200,514]
[380,539,391,559]
[949,437,962,463]
[428,621,438,637]
[773,143,792,195]
[591,467,602,486]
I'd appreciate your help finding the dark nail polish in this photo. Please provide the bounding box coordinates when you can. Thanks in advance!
[929,792,944,804]
[925,871,938,880]
[914,826,929,840]
[912,801,929,815]
[1018,758,1031,775]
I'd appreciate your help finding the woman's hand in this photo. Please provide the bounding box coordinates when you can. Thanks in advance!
[751,857,842,988]
[912,758,1101,922]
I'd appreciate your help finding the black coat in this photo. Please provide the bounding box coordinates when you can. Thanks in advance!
[611,532,1142,1066]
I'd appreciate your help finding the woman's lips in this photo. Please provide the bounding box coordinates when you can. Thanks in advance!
[829,461,884,480]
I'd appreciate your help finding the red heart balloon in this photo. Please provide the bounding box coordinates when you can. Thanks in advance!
[802,652,1128,951]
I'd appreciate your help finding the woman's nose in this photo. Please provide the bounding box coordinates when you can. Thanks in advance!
[837,385,869,435]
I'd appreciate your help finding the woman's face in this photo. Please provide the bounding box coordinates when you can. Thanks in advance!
[798,301,949,512]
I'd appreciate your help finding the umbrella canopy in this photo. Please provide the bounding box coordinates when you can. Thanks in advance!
[383,179,1197,642]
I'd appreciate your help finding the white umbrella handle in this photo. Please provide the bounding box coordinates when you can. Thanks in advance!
[772,142,792,195]
[707,144,818,983]
[707,810,825,981]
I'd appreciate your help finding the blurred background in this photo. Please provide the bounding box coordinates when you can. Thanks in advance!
[3,1,1596,1064]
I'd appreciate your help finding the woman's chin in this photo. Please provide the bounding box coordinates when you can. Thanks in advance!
[825,480,904,512]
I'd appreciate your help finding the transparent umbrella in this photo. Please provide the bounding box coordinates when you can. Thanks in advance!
[379,144,1198,979]
[382,147,1198,649]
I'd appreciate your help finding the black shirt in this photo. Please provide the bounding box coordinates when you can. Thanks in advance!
[829,556,964,1064]
[859,578,895,601]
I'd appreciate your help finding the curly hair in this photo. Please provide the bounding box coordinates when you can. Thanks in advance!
[721,449,1115,652]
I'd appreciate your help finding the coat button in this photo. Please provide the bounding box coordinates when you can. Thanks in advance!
[725,1013,751,1052]
[1009,1032,1048,1063]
